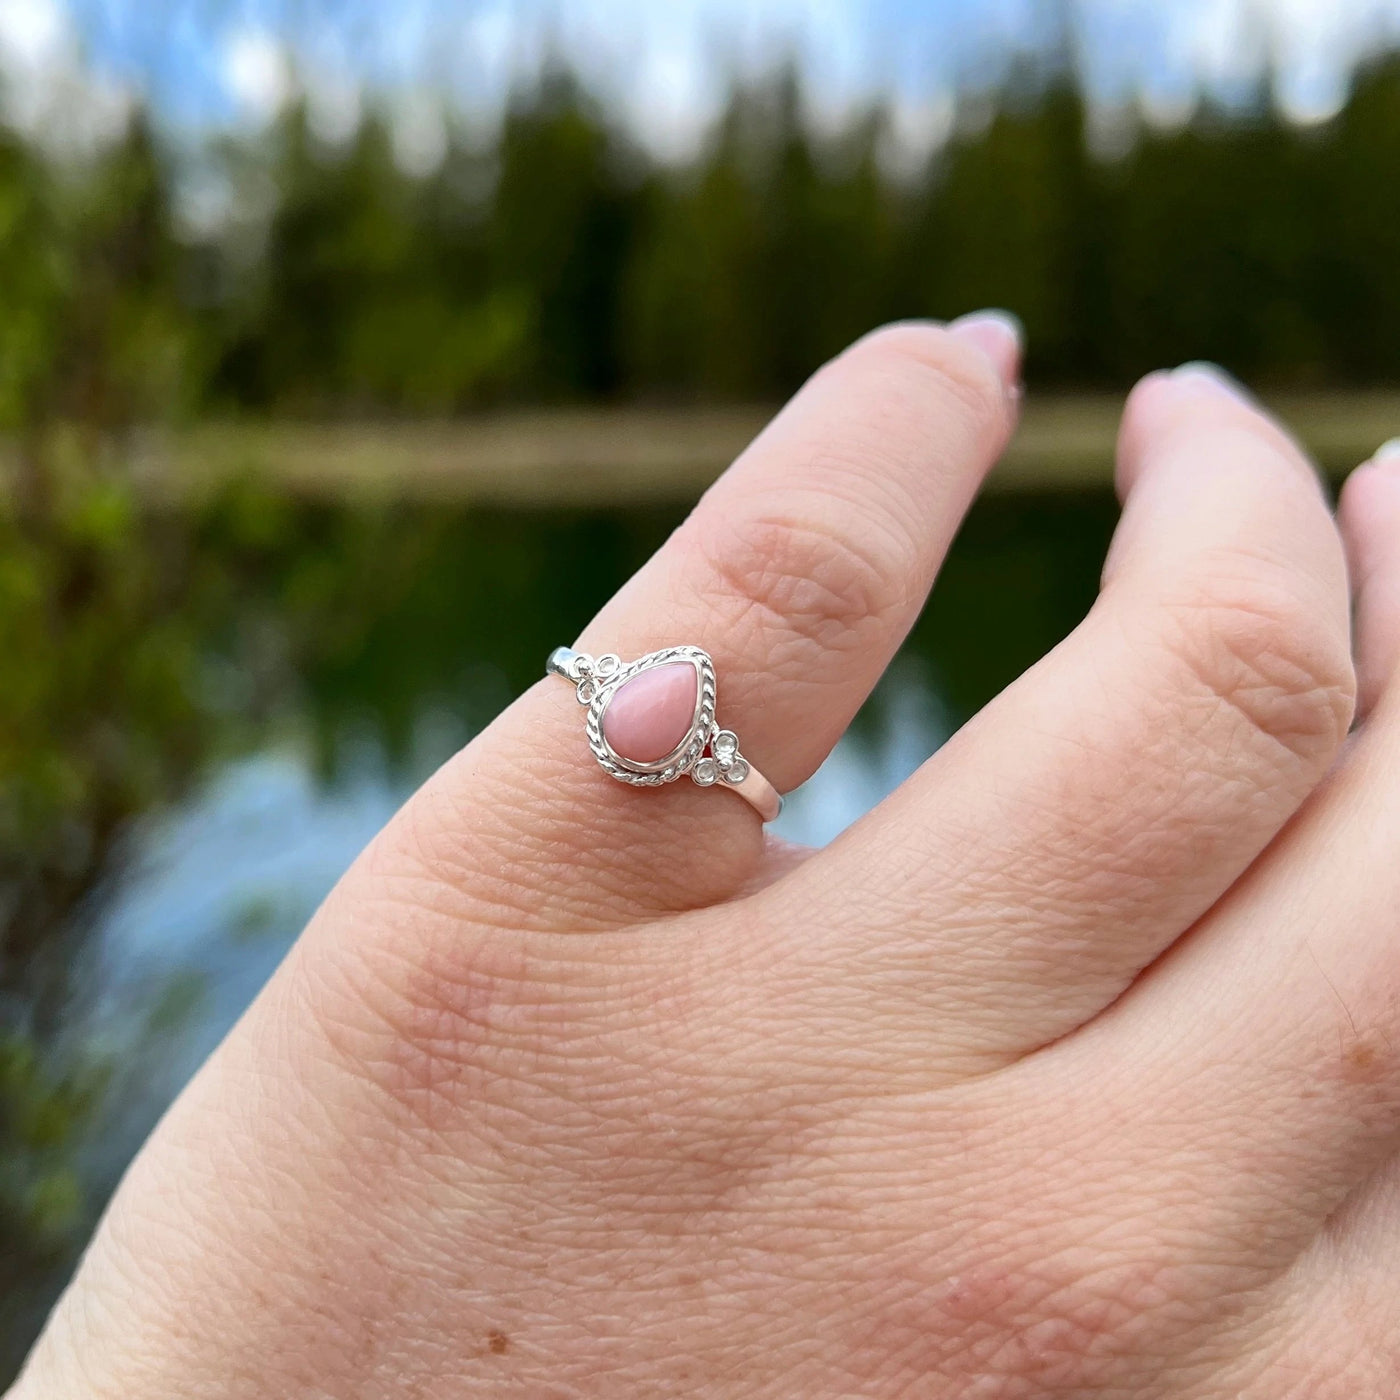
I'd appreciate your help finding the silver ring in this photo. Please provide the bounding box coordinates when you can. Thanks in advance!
[547,646,783,822]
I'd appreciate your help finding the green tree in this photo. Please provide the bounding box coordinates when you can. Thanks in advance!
[1317,55,1400,382]
[490,69,641,398]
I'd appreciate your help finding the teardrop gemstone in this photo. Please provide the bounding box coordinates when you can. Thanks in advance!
[601,662,699,764]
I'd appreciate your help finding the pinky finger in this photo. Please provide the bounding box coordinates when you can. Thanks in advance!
[1339,441,1400,721]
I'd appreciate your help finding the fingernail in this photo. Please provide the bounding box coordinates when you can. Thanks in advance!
[1372,437,1400,468]
[948,309,1024,390]
[1172,361,1256,408]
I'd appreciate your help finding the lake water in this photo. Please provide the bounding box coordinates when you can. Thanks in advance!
[1,487,1118,1376]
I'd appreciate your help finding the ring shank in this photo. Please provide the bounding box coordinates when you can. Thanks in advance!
[729,765,783,822]
[547,646,583,680]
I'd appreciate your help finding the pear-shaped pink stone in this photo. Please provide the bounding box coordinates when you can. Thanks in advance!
[602,662,698,764]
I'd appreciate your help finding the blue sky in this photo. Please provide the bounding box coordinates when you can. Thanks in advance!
[3,0,1400,158]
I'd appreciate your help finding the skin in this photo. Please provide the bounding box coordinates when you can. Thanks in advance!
[12,315,1400,1398]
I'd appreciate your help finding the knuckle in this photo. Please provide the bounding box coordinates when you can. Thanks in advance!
[685,320,1016,663]
[290,896,786,1211]
[1161,559,1355,765]
[866,1234,1212,1397]
[700,510,907,655]
[291,899,567,1136]
[952,1258,1178,1394]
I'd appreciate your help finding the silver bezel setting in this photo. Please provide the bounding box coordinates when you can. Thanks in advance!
[585,645,716,786]
[547,644,772,811]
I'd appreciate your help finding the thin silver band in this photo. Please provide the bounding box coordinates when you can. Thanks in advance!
[548,646,782,822]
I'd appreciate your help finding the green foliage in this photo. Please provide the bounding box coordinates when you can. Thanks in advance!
[0,54,1374,421]
[0,1026,104,1362]
[0,450,472,1372]
[913,80,1100,374]
[0,113,194,433]
[0,1032,101,1235]
[180,55,1400,406]
[624,71,904,398]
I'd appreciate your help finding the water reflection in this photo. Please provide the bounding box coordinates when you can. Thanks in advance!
[0,487,1117,1377]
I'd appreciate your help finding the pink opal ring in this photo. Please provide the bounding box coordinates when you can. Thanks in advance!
[547,646,783,822]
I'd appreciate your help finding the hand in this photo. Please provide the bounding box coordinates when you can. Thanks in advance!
[14,318,1400,1399]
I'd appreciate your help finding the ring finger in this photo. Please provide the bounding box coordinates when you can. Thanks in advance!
[327,316,1021,936]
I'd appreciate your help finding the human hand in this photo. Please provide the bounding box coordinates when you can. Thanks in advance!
[14,317,1400,1398]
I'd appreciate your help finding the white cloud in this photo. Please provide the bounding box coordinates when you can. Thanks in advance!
[307,71,363,146]
[29,0,1400,156]
[1093,0,1400,107]
[176,167,235,239]
[222,26,294,122]
[882,91,957,174]
[391,92,448,175]
[424,0,1400,156]
[1261,0,1400,119]
[0,0,132,152]
[414,0,894,157]
[0,0,65,70]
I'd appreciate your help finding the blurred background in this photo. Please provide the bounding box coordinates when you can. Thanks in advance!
[3,0,1400,1377]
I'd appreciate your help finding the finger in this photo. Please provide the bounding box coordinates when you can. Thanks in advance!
[1066,462,1400,1264]
[324,316,1021,937]
[577,312,1022,795]
[1056,680,1400,1269]
[757,364,1355,1077]
[1287,444,1400,1269]
[1339,441,1400,719]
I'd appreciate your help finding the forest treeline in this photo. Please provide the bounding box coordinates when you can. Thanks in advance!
[4,53,1400,429]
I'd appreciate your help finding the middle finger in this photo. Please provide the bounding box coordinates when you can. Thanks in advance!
[760,366,1354,1077]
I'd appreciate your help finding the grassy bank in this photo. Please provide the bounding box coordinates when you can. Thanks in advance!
[117,392,1400,507]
